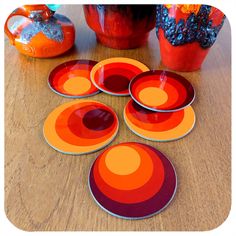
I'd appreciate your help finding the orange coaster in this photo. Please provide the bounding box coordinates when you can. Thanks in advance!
[48,60,100,98]
[43,100,119,155]
[89,142,177,219]
[90,57,149,96]
[124,99,195,142]
[129,70,195,112]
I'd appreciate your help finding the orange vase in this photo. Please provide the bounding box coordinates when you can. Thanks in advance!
[4,5,75,58]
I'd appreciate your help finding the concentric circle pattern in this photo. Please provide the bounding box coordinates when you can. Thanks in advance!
[124,99,195,142]
[89,142,177,219]
[43,100,119,155]
[48,60,100,98]
[129,70,195,112]
[90,57,149,96]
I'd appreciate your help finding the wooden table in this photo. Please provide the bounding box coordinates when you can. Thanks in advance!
[5,5,231,231]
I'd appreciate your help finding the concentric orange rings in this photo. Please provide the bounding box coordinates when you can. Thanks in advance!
[89,142,177,219]
[43,100,119,155]
[48,60,100,98]
[124,99,195,142]
[129,70,195,112]
[90,57,149,96]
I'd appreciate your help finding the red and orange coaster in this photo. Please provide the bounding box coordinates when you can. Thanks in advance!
[124,99,195,142]
[48,60,100,98]
[90,57,149,96]
[43,100,119,155]
[89,142,177,219]
[129,70,195,112]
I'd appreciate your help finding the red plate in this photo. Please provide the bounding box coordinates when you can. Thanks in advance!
[124,99,195,142]
[89,142,177,219]
[43,100,119,155]
[129,70,195,112]
[48,60,100,98]
[90,57,149,96]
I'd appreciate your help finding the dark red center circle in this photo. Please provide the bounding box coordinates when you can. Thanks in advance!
[82,108,115,131]
[103,75,130,92]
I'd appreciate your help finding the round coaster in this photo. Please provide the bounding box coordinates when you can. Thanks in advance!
[129,70,195,112]
[43,100,119,155]
[90,57,149,96]
[48,60,100,98]
[89,142,177,219]
[124,99,195,142]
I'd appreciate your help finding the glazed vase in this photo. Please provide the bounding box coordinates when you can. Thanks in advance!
[4,5,75,58]
[156,4,225,71]
[83,5,156,49]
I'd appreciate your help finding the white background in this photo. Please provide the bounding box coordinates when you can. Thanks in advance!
[1,0,235,234]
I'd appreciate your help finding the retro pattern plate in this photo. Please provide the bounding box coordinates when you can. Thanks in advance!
[48,60,100,98]
[43,100,119,155]
[129,70,195,112]
[90,57,149,96]
[89,142,177,219]
[124,99,195,142]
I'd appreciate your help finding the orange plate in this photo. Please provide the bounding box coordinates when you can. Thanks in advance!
[129,70,195,112]
[48,60,100,98]
[124,99,195,142]
[43,100,119,155]
[90,57,149,96]
[89,142,177,219]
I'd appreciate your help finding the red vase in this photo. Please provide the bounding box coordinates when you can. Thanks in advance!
[156,5,225,72]
[83,5,156,49]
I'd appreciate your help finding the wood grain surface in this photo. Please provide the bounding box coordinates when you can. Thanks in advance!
[4,5,231,231]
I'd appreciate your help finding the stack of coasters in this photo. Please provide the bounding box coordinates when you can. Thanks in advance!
[124,70,196,141]
[44,58,196,220]
[90,57,149,96]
